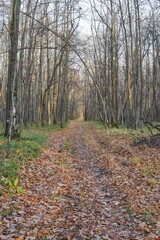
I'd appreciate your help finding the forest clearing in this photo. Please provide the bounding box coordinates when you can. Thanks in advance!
[0,120,160,239]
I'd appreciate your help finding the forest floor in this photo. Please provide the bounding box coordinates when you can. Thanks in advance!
[0,120,160,240]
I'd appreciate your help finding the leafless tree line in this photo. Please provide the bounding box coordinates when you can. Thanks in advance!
[0,0,83,138]
[83,0,160,129]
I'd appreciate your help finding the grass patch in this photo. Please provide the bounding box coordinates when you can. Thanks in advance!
[27,123,67,132]
[85,121,159,139]
[2,209,13,217]
[54,159,62,165]
[85,121,106,130]
[63,141,75,154]
[140,166,153,176]
[13,140,42,158]
[125,205,133,216]
[0,122,3,131]
[0,123,63,186]
[143,208,153,223]
[0,159,20,179]
[21,132,47,145]
[130,156,142,166]
[146,178,158,188]
[63,141,72,150]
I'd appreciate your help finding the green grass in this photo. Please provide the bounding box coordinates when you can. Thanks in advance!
[0,122,3,131]
[2,209,13,216]
[130,156,142,166]
[63,140,75,154]
[140,166,153,176]
[0,123,63,185]
[143,208,153,223]
[27,123,67,132]
[125,205,133,216]
[85,120,160,141]
[85,121,106,130]
[0,159,20,179]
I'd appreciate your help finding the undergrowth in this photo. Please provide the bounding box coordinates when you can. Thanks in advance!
[0,124,62,188]
[87,120,159,139]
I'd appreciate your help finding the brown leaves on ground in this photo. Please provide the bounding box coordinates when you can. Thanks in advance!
[0,121,160,240]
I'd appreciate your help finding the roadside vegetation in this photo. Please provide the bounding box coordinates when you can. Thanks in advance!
[0,124,62,194]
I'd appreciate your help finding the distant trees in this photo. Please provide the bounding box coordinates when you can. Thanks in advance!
[83,0,160,128]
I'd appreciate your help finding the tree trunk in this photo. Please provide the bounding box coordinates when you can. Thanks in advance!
[5,0,21,139]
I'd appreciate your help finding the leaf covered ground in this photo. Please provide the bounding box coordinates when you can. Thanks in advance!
[0,121,160,240]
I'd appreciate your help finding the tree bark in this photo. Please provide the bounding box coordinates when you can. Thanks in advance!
[5,0,21,139]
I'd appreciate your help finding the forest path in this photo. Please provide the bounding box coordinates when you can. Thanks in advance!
[0,121,159,240]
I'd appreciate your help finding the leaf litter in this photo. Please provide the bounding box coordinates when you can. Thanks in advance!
[0,121,159,239]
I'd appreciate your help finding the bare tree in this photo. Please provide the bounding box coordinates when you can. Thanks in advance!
[5,0,21,139]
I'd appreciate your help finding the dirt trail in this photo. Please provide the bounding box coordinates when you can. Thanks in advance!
[0,121,160,240]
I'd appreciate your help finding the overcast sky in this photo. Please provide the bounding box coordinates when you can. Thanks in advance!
[78,1,92,36]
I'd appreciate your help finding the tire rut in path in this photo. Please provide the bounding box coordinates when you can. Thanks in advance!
[62,122,144,240]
